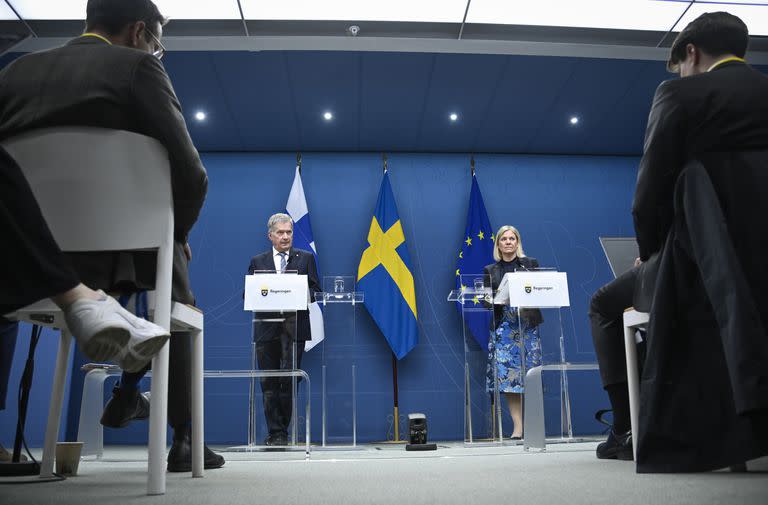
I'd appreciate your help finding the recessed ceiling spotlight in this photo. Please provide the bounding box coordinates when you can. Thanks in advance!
[194,111,206,122]
[323,111,333,121]
[570,116,579,125]
[450,113,458,122]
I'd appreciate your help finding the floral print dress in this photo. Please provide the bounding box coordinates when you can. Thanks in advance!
[486,305,542,393]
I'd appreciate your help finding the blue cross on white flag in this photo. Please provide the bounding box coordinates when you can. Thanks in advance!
[286,165,325,351]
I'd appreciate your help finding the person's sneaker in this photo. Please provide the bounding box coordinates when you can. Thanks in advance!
[100,386,150,428]
[596,429,633,460]
[167,426,225,473]
[64,291,170,371]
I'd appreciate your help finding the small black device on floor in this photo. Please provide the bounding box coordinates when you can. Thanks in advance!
[405,413,436,451]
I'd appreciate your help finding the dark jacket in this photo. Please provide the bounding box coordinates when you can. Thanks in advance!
[633,61,768,472]
[247,248,321,342]
[0,35,207,303]
[484,256,543,328]
[638,159,768,473]
[633,61,768,260]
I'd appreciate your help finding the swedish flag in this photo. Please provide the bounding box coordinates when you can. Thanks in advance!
[456,174,495,348]
[357,172,418,359]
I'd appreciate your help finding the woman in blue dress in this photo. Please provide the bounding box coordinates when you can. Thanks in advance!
[484,225,543,439]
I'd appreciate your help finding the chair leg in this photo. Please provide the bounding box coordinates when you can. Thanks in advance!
[623,322,641,462]
[523,366,546,452]
[77,369,108,458]
[191,327,204,478]
[147,343,169,495]
[41,330,73,478]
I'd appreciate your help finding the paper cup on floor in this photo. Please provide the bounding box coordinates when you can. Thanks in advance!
[55,442,83,476]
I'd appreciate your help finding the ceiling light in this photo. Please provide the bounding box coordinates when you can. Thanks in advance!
[323,111,333,121]
[450,113,458,122]
[570,116,579,125]
[194,111,207,121]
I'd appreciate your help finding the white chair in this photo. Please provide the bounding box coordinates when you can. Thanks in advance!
[622,308,649,461]
[2,127,204,495]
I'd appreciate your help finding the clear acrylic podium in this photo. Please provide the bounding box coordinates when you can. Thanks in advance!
[241,270,310,452]
[447,273,502,445]
[314,275,364,447]
[493,269,599,451]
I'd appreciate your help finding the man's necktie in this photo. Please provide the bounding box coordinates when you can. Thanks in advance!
[278,252,287,273]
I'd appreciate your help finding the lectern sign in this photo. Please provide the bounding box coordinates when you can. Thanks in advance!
[244,274,308,311]
[495,271,570,308]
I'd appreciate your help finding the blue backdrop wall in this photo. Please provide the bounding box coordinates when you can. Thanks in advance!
[0,152,638,447]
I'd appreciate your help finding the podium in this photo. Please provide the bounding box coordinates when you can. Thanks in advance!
[243,271,309,449]
[313,276,364,447]
[447,273,500,445]
[495,269,599,451]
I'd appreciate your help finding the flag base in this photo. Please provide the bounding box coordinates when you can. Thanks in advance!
[405,443,437,451]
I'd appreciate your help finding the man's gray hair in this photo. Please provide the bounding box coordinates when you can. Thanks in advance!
[267,213,293,232]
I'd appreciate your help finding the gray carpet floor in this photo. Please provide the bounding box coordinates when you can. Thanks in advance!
[2,442,767,505]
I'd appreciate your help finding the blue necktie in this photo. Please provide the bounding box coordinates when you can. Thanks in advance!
[278,252,287,273]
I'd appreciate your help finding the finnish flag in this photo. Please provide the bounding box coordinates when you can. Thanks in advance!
[286,165,325,351]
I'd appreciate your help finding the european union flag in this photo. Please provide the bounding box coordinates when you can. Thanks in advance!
[456,174,495,348]
[357,171,418,359]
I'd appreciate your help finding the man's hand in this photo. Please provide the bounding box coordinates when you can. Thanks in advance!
[184,242,192,261]
[634,257,643,268]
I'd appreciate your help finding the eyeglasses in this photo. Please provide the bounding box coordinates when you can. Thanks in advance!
[145,29,165,60]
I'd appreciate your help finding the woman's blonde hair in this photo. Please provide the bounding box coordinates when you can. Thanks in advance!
[493,225,525,262]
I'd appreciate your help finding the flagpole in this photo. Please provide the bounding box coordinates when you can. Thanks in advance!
[391,352,402,442]
[296,152,302,174]
[471,154,475,177]
[382,152,404,443]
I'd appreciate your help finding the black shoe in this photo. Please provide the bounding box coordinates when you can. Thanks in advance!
[264,433,288,446]
[100,386,150,428]
[167,426,225,473]
[596,429,633,461]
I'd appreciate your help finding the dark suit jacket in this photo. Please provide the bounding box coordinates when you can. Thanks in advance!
[633,61,768,260]
[483,256,543,328]
[0,35,208,303]
[247,248,321,342]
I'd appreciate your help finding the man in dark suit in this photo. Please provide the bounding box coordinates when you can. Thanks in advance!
[247,213,320,446]
[589,11,768,467]
[0,0,221,472]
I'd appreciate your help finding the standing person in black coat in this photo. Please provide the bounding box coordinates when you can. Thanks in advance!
[589,11,768,471]
[0,0,221,472]
[247,213,321,446]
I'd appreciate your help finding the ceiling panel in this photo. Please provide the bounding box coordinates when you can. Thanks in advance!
[467,0,690,31]
[240,0,467,22]
[10,0,242,20]
[418,53,509,151]
[582,60,669,154]
[282,51,361,151]
[358,52,436,151]
[672,3,768,36]
[473,55,580,153]
[211,51,300,151]
[0,3,17,20]
[525,58,658,154]
[162,52,243,151]
[11,0,86,19]
[7,48,765,156]
[153,1,242,20]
